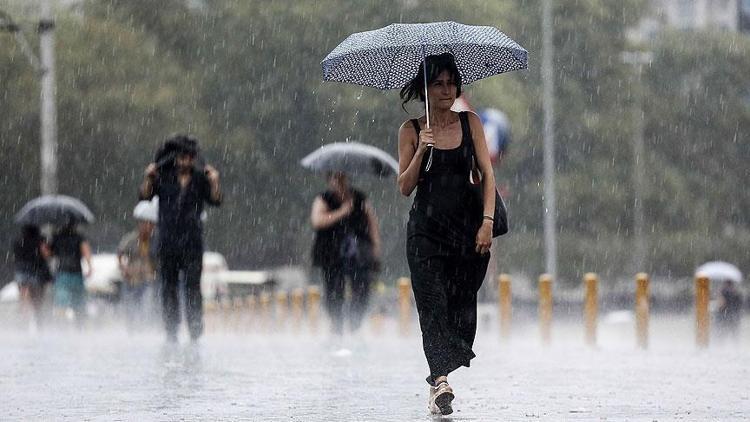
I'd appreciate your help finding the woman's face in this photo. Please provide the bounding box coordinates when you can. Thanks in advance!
[426,70,458,110]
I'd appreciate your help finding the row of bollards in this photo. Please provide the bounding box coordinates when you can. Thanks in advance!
[204,274,714,348]
[493,272,713,349]
[204,286,321,333]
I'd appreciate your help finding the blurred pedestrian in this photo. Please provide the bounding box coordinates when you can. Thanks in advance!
[117,201,158,331]
[397,53,495,416]
[310,171,381,336]
[140,134,221,343]
[12,224,52,329]
[715,279,743,340]
[50,220,93,325]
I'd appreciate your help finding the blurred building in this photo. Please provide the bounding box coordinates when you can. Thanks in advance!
[631,0,750,41]
[657,0,739,30]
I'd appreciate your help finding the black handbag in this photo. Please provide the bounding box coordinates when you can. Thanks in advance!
[463,112,509,237]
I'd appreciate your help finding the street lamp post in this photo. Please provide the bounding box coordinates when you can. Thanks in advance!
[0,4,58,196]
[541,0,558,279]
[622,51,653,274]
[39,0,58,195]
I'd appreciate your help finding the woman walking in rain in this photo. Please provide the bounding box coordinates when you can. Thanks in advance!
[50,220,93,325]
[397,53,495,416]
[12,224,52,330]
[310,171,381,337]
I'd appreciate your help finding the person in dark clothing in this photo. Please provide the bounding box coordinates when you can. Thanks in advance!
[140,134,221,343]
[715,279,743,340]
[397,53,495,416]
[310,171,381,336]
[13,225,52,328]
[50,221,93,324]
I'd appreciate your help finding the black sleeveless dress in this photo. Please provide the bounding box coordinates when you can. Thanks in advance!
[406,111,490,385]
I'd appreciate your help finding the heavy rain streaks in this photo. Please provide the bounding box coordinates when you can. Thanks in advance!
[0,0,750,420]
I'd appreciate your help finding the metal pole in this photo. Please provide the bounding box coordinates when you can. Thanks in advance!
[541,0,557,278]
[622,51,652,274]
[632,62,646,273]
[39,0,58,195]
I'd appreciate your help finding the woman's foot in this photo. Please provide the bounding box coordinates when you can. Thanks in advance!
[428,380,454,415]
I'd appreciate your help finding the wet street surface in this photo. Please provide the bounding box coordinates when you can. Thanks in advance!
[2,314,749,421]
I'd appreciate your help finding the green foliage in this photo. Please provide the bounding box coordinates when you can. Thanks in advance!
[1,0,748,284]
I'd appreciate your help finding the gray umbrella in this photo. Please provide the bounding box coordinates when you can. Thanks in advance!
[322,21,527,91]
[695,261,743,284]
[300,142,399,178]
[14,195,95,226]
[322,21,527,168]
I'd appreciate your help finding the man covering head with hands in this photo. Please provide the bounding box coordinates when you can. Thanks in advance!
[140,134,222,343]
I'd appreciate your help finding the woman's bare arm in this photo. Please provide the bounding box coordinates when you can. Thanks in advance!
[310,196,353,230]
[81,241,93,278]
[397,121,432,196]
[365,201,382,259]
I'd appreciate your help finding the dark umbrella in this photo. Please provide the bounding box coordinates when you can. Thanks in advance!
[301,142,399,178]
[14,195,95,226]
[322,21,527,169]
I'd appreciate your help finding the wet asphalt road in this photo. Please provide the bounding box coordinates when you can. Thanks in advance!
[2,312,749,421]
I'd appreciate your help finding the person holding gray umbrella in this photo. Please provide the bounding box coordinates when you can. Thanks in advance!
[398,53,496,416]
[323,21,523,414]
[306,152,384,337]
[12,224,52,330]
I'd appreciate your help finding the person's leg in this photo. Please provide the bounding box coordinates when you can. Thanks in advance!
[348,264,372,332]
[122,283,135,330]
[28,280,45,328]
[322,266,345,335]
[408,250,472,386]
[183,251,204,341]
[159,252,181,341]
[69,273,87,328]
[446,253,490,351]
[16,273,32,321]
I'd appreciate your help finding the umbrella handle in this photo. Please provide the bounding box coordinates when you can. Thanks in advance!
[422,44,434,172]
[423,46,430,129]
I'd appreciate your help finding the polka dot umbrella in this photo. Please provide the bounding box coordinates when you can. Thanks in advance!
[321,21,527,168]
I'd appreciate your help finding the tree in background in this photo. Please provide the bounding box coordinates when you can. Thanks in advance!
[2,0,748,286]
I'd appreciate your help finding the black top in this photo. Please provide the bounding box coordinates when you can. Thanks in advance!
[13,233,50,278]
[407,112,482,255]
[312,189,371,268]
[142,167,221,253]
[51,231,85,274]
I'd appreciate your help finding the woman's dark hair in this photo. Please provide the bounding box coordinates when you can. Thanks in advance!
[21,224,41,239]
[58,219,78,235]
[399,53,462,111]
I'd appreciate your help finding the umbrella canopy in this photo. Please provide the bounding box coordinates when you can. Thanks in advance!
[300,142,399,178]
[322,21,528,90]
[322,21,527,171]
[695,261,743,284]
[14,195,95,226]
